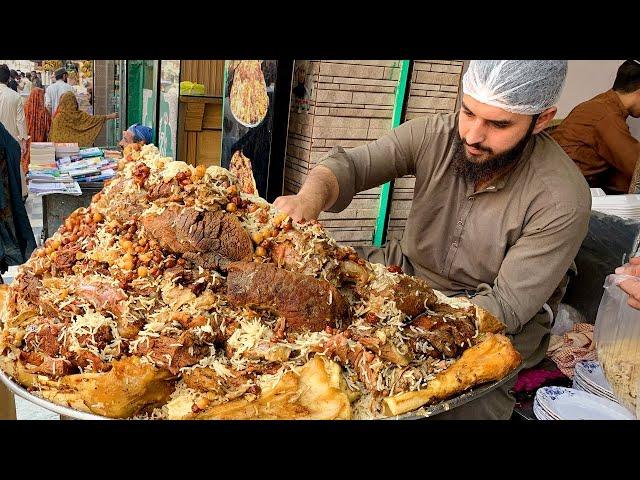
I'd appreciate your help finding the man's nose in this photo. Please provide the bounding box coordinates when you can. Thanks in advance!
[464,121,486,146]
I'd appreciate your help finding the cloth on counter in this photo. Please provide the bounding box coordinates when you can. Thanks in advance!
[513,366,567,393]
[546,323,596,378]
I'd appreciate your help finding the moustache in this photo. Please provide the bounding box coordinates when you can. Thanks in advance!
[462,139,493,154]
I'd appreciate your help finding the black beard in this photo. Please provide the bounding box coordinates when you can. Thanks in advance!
[452,120,536,184]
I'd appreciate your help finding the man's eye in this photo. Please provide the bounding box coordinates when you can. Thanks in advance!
[463,110,474,117]
[491,122,508,129]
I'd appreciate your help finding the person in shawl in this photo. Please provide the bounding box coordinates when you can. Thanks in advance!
[49,92,117,147]
[22,87,51,173]
[0,120,37,419]
[0,121,36,273]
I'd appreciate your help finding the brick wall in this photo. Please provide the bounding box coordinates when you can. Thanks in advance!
[388,60,464,241]
[284,60,464,246]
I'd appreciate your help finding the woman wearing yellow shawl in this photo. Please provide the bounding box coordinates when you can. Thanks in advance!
[49,92,117,146]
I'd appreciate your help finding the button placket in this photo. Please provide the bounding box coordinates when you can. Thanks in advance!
[443,193,474,275]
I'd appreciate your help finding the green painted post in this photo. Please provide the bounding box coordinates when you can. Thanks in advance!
[372,60,410,247]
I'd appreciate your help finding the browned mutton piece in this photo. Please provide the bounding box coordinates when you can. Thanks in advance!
[135,330,212,375]
[141,206,253,271]
[321,332,383,392]
[405,311,477,358]
[377,276,438,318]
[225,261,351,332]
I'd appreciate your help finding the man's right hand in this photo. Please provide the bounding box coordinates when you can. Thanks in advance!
[273,193,323,223]
[615,257,640,310]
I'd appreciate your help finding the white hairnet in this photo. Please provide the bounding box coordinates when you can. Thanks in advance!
[462,60,568,115]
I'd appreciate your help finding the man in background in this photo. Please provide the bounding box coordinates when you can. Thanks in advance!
[0,64,28,198]
[45,67,73,115]
[551,60,640,194]
[31,71,42,89]
[118,123,154,149]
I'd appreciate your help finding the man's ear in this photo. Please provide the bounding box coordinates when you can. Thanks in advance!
[532,106,557,134]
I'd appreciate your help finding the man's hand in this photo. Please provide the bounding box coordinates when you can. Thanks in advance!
[615,257,640,309]
[107,112,118,120]
[273,193,323,223]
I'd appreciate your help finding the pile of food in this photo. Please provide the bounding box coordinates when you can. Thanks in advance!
[0,144,521,419]
[230,60,269,126]
[229,150,257,195]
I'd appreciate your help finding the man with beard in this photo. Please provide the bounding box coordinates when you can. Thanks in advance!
[274,60,591,419]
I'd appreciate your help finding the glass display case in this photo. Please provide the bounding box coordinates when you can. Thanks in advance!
[158,60,180,158]
[221,60,293,201]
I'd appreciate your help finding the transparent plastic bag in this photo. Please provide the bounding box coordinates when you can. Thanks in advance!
[594,274,640,418]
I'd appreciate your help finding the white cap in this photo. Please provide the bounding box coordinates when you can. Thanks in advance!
[462,60,568,115]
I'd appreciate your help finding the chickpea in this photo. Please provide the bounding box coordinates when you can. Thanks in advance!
[194,165,206,179]
[137,266,149,278]
[51,239,61,250]
[93,212,104,223]
[50,251,58,261]
[251,232,264,245]
[36,249,46,258]
[121,239,133,251]
[255,246,267,257]
[139,252,153,264]
[64,218,73,230]
[273,212,288,226]
[226,202,237,213]
[76,252,85,260]
[226,184,238,195]
[138,237,147,247]
[59,288,69,300]
[247,203,258,213]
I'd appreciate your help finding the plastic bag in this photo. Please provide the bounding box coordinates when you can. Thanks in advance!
[594,274,640,418]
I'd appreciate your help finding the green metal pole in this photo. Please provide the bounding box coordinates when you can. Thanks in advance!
[372,60,410,247]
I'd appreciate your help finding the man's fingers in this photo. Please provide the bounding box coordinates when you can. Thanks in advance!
[629,297,640,310]
[615,264,640,276]
[618,278,640,299]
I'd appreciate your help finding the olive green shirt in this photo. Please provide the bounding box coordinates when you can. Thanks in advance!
[319,112,591,363]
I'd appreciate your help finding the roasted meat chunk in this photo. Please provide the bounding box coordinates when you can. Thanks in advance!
[226,261,351,332]
[141,206,253,271]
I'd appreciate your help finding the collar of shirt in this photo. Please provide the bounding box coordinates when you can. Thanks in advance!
[604,89,629,118]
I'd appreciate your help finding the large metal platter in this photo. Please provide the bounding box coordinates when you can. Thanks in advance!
[2,365,519,421]
[0,368,107,420]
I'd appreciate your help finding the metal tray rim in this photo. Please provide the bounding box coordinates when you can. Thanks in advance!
[2,364,519,420]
